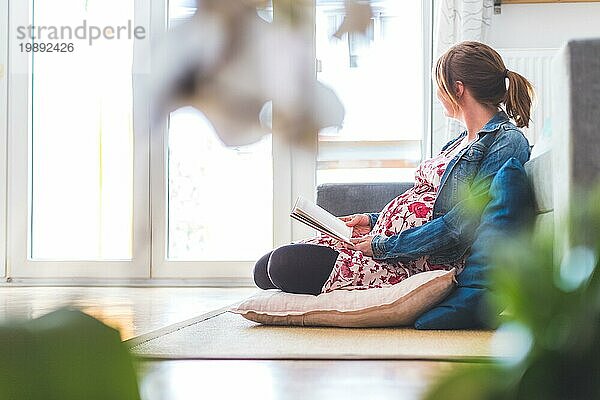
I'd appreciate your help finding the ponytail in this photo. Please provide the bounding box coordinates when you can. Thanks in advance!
[504,70,534,128]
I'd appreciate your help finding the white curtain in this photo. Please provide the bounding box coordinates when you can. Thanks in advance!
[431,0,494,153]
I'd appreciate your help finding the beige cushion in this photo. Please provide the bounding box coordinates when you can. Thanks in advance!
[525,149,553,214]
[229,269,457,328]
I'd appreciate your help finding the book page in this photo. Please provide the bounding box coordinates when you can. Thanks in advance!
[291,196,353,242]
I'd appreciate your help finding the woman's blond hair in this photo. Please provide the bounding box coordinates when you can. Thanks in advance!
[435,41,535,128]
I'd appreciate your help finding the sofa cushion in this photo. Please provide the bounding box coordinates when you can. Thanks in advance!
[229,269,456,328]
[414,157,536,330]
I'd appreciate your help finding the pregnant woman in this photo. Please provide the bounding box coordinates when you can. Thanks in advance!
[253,41,534,296]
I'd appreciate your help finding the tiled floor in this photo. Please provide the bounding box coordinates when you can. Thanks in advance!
[0,286,463,400]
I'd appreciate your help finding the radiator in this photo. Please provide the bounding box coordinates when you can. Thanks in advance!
[497,48,559,145]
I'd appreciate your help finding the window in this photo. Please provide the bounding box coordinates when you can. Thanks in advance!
[315,0,428,185]
[7,0,149,278]
[5,0,432,280]
[29,0,134,260]
[166,108,273,261]
[150,0,281,278]
[163,1,273,262]
[8,0,285,280]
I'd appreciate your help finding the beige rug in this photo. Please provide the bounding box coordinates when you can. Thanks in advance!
[128,307,507,362]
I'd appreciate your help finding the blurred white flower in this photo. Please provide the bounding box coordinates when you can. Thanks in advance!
[333,0,374,39]
[151,0,345,146]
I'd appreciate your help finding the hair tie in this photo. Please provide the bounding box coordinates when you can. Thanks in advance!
[504,68,509,78]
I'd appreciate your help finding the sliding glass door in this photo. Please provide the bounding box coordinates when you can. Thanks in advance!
[6,0,291,280]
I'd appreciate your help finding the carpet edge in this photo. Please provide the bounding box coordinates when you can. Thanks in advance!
[126,305,235,349]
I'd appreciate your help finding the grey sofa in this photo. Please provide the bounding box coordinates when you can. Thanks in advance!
[316,38,600,259]
[316,182,413,217]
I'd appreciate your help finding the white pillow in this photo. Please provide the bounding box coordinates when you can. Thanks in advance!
[229,269,457,328]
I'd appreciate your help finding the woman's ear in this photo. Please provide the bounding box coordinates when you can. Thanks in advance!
[454,81,464,99]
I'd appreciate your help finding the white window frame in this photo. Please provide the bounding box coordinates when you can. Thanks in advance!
[0,0,8,278]
[6,0,151,278]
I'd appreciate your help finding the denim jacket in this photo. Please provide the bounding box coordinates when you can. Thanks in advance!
[367,111,531,264]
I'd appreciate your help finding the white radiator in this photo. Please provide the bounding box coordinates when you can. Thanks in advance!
[497,48,559,145]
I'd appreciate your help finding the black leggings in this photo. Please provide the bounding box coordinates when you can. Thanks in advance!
[253,244,339,296]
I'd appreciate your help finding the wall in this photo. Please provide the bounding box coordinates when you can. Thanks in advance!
[488,2,600,49]
[489,2,600,146]
[431,1,600,152]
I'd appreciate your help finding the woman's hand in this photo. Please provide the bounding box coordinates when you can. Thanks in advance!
[342,235,374,257]
[339,214,371,238]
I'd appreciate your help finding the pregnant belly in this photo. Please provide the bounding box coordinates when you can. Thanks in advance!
[372,190,436,237]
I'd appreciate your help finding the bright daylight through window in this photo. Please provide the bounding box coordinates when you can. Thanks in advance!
[166,0,274,261]
[29,0,134,260]
[316,0,424,184]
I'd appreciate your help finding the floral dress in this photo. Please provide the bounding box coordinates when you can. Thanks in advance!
[294,137,470,294]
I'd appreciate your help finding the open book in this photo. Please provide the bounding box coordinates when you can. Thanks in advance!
[290,196,353,244]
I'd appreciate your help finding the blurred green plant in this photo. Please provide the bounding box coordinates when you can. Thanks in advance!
[0,308,140,400]
[424,187,600,400]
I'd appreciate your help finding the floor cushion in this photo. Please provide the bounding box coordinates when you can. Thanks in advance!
[230,269,457,328]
